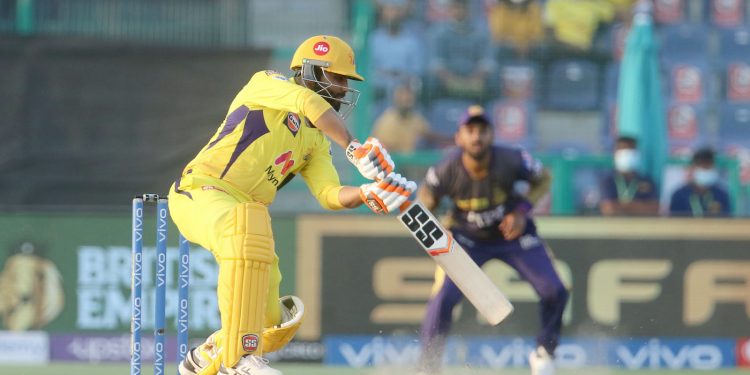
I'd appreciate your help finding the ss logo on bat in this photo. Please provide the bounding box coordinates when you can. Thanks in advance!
[401,205,444,248]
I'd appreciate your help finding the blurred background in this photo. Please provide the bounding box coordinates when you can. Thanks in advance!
[1,0,750,373]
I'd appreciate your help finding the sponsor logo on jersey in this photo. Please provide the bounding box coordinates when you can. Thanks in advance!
[285,113,301,135]
[313,41,330,56]
[264,70,288,81]
[242,334,259,352]
[201,185,228,194]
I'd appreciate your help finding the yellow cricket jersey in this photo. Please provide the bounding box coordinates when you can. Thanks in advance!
[179,70,345,209]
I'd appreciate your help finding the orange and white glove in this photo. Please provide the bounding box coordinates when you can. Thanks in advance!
[359,172,417,214]
[346,137,395,181]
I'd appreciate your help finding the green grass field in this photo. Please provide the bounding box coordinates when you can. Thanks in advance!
[5,363,749,375]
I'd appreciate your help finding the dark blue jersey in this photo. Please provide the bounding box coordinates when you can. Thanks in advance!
[600,172,658,203]
[669,184,731,217]
[423,145,542,241]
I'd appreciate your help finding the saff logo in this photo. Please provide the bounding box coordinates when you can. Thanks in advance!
[242,334,259,352]
[313,41,330,56]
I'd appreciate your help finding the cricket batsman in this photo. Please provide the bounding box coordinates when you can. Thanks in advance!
[416,105,569,375]
[168,35,416,375]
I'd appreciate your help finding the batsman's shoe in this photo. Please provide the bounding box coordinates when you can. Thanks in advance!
[178,346,211,375]
[528,346,554,375]
[219,355,282,375]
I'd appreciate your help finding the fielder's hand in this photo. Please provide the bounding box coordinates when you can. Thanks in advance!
[360,172,416,214]
[346,137,394,181]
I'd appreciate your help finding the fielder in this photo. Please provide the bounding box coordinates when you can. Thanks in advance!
[168,35,416,375]
[416,105,568,375]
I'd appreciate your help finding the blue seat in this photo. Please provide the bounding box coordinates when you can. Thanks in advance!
[604,63,620,103]
[718,102,750,149]
[498,61,540,102]
[654,0,690,25]
[545,140,594,157]
[545,59,600,110]
[428,98,474,136]
[488,99,536,149]
[721,61,750,102]
[666,103,708,154]
[718,27,750,62]
[703,0,747,29]
[664,59,712,105]
[659,24,711,65]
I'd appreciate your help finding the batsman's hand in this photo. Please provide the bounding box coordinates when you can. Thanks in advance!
[360,172,416,214]
[346,137,394,181]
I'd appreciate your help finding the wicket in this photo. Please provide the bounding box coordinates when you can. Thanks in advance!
[131,194,190,375]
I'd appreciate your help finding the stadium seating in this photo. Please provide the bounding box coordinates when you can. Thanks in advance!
[659,24,711,65]
[489,99,536,149]
[664,59,712,105]
[428,98,474,136]
[545,140,594,157]
[703,0,746,29]
[545,59,600,110]
[653,0,690,25]
[718,102,750,149]
[721,62,750,102]
[666,103,708,155]
[497,60,540,102]
[604,63,620,103]
[717,26,750,62]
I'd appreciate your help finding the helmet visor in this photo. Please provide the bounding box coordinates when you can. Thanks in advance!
[301,59,361,119]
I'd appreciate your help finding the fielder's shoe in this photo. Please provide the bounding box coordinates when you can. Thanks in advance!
[178,346,211,375]
[219,355,282,375]
[529,346,554,375]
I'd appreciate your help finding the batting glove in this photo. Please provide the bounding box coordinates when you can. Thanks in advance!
[346,137,394,181]
[360,172,417,214]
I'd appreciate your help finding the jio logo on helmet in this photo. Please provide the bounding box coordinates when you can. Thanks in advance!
[313,41,330,56]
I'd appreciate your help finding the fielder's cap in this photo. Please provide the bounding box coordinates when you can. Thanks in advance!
[458,105,491,127]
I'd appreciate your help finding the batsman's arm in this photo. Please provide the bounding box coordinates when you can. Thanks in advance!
[338,186,364,209]
[313,109,357,150]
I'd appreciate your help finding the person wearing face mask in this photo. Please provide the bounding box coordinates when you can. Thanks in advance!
[669,148,731,217]
[599,136,660,216]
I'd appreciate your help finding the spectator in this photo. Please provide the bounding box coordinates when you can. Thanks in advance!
[599,136,660,216]
[544,0,617,52]
[485,0,545,58]
[427,0,496,100]
[370,0,425,101]
[669,148,732,217]
[372,82,450,152]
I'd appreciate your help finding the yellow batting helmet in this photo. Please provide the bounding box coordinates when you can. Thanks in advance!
[290,35,364,81]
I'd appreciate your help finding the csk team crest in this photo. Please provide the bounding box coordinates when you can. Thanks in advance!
[285,113,301,136]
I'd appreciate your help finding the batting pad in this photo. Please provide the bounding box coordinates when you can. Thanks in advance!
[216,202,275,368]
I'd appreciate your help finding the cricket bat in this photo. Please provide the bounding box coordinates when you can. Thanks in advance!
[398,200,514,325]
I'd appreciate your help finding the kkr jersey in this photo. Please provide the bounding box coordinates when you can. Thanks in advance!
[181,70,345,209]
[424,145,543,241]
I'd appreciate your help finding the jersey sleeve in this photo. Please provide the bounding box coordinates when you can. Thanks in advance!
[300,138,345,210]
[423,161,450,200]
[243,70,332,123]
[516,147,544,181]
